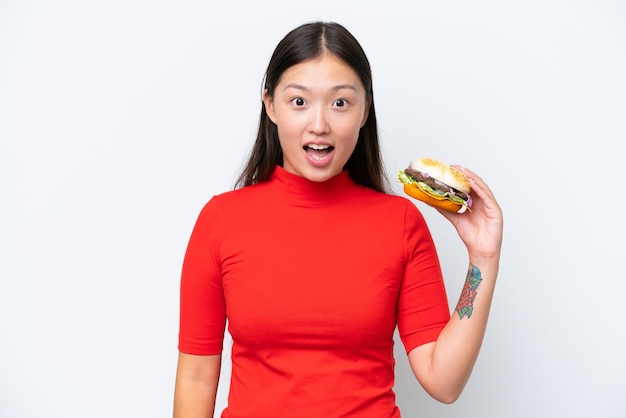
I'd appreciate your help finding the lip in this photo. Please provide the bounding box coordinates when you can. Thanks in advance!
[303,142,335,167]
[303,140,334,148]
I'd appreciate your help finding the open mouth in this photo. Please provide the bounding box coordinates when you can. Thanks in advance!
[304,144,334,160]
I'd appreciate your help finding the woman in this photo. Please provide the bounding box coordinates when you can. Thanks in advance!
[174,21,503,417]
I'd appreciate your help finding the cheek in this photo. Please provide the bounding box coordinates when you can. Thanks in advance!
[275,113,305,138]
[277,125,299,146]
[335,117,362,144]
[276,121,304,156]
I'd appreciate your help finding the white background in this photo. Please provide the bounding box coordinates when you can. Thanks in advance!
[2,1,625,417]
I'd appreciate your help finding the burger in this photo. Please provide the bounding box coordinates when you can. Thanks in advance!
[398,157,472,213]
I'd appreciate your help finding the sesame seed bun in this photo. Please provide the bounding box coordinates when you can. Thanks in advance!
[412,157,471,194]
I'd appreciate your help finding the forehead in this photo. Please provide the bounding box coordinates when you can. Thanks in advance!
[278,54,363,89]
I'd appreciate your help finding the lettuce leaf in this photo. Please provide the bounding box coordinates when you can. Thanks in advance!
[398,170,467,206]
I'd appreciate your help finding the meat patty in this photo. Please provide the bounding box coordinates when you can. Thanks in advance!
[404,166,469,201]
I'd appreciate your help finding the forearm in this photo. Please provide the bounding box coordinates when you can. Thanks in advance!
[173,353,222,418]
[409,254,500,403]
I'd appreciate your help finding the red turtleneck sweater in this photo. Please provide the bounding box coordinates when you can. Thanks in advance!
[178,166,450,417]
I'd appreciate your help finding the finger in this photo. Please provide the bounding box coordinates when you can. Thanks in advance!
[453,166,497,203]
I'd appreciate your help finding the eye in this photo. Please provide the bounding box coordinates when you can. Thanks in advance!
[333,98,348,107]
[291,97,306,106]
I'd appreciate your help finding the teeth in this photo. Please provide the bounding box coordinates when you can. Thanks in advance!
[307,144,330,150]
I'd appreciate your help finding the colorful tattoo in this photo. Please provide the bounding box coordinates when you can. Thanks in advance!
[455,264,483,319]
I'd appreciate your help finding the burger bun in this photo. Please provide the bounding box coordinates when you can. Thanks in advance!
[412,157,471,194]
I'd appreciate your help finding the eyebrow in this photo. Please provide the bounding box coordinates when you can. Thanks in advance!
[283,83,358,92]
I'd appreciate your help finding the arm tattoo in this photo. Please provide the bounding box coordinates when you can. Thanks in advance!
[455,264,483,319]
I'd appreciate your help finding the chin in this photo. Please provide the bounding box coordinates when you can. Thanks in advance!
[283,162,341,182]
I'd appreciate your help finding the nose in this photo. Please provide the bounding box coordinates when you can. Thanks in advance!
[308,104,330,135]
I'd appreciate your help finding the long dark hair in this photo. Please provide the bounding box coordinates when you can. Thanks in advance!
[235,22,389,193]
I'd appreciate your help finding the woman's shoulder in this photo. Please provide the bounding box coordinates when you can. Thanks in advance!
[202,179,289,218]
[202,182,267,209]
[375,186,432,219]
[358,186,418,210]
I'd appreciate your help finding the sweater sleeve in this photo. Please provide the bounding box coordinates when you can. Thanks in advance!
[177,198,227,355]
[397,202,450,353]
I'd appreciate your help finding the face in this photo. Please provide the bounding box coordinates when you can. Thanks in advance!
[263,54,370,183]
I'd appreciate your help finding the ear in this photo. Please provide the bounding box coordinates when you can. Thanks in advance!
[262,89,277,124]
[360,102,370,128]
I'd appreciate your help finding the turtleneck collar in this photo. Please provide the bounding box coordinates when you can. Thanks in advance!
[269,165,358,206]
